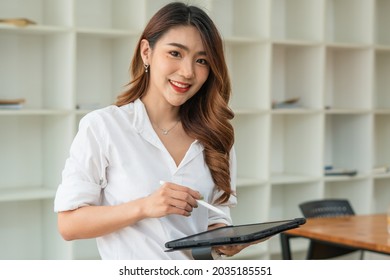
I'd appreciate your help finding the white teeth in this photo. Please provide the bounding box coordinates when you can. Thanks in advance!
[170,80,189,88]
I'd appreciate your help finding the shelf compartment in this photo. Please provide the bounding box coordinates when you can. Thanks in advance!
[231,184,270,224]
[324,114,372,175]
[227,42,271,110]
[0,115,73,191]
[271,0,325,42]
[325,46,373,110]
[374,49,390,109]
[268,181,322,257]
[144,0,184,21]
[0,200,47,259]
[75,0,144,30]
[375,0,390,46]
[271,113,323,177]
[0,32,74,110]
[372,177,390,213]
[325,0,374,44]
[373,114,390,170]
[270,182,322,220]
[210,0,270,39]
[233,114,270,182]
[75,35,137,110]
[324,179,372,214]
[272,44,324,110]
[0,0,72,27]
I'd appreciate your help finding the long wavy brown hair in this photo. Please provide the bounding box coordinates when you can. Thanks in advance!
[115,2,235,204]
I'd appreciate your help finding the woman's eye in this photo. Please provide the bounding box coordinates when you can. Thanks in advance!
[169,51,180,57]
[197,58,208,65]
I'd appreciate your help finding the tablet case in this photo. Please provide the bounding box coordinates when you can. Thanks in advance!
[165,217,306,251]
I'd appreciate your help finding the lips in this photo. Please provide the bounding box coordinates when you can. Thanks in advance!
[169,79,191,93]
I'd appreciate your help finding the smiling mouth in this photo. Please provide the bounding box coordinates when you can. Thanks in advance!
[169,80,191,89]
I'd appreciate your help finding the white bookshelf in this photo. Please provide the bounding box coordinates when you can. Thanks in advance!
[0,0,389,260]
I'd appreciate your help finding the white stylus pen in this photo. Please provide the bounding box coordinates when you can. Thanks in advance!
[196,199,226,216]
[159,181,226,215]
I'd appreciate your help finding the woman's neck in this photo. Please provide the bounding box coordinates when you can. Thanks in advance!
[141,95,180,128]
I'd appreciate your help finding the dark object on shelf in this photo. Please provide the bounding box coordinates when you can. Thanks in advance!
[324,165,357,176]
[272,97,301,109]
[0,98,25,109]
[280,199,364,259]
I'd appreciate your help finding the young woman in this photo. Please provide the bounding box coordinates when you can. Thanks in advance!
[54,2,248,259]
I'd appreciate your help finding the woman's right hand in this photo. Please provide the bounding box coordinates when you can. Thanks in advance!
[57,181,202,241]
[140,181,202,218]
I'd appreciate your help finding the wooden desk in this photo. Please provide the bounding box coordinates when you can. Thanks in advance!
[285,214,390,257]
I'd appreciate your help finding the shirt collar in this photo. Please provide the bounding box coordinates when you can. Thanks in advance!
[133,98,148,135]
[132,98,204,168]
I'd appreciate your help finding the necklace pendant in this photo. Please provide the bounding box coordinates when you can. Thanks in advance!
[154,120,180,136]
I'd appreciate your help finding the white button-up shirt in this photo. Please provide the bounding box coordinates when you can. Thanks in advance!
[54,99,237,259]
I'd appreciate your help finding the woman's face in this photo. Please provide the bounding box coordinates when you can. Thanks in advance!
[141,25,210,107]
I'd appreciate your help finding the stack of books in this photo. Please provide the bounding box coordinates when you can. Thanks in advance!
[0,98,25,109]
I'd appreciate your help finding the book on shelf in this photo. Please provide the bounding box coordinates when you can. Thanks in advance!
[324,165,357,176]
[0,98,25,109]
[0,18,36,27]
[272,97,301,109]
[372,165,390,175]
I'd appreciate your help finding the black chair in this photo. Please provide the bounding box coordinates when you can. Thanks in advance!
[280,199,364,260]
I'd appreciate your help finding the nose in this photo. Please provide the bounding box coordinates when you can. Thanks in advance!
[179,59,195,79]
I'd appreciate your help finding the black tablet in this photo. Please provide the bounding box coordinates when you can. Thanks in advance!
[165,217,306,251]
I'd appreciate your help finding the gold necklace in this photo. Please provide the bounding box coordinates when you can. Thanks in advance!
[154,120,180,135]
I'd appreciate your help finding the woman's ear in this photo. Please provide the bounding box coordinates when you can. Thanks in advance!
[140,39,151,65]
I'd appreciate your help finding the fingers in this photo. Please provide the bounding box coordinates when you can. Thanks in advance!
[158,181,202,216]
[160,181,201,199]
[214,244,249,257]
[159,181,202,202]
[166,196,193,213]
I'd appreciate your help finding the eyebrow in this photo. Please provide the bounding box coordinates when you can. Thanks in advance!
[167,42,206,56]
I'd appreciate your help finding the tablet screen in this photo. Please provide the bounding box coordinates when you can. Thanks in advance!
[187,221,291,240]
[165,218,306,250]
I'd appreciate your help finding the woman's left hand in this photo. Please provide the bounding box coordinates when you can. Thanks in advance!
[208,223,270,257]
[214,237,269,257]
[214,244,249,257]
